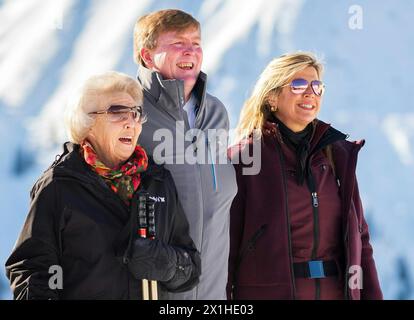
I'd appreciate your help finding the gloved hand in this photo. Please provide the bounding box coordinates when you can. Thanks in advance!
[127,237,183,282]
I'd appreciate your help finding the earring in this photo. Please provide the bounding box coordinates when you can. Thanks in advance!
[268,96,278,112]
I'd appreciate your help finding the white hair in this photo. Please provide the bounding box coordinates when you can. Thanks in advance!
[64,71,144,144]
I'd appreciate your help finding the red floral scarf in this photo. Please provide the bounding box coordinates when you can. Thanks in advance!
[80,141,148,205]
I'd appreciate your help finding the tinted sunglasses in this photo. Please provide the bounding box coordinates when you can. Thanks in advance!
[286,78,325,96]
[89,105,143,123]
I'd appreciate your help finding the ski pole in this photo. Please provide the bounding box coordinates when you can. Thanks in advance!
[146,198,158,300]
[137,192,150,300]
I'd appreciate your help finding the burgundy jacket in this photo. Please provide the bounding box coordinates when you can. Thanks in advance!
[227,120,382,300]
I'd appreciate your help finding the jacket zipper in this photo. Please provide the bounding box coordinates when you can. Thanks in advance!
[273,123,350,300]
[275,142,296,299]
[342,174,350,299]
[206,138,218,191]
[307,169,321,300]
[344,216,350,299]
[302,130,347,300]
[342,150,359,300]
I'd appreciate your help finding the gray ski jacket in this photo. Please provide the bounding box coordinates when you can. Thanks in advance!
[137,66,237,299]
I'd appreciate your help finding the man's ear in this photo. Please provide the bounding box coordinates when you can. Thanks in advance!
[140,48,154,68]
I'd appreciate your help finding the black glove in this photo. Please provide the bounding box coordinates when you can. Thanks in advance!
[127,237,194,285]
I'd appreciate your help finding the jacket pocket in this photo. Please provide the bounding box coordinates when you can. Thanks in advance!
[232,224,267,292]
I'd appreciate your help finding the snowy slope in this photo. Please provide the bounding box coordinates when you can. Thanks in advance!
[1,0,413,299]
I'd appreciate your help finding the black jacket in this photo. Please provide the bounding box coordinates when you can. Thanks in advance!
[5,142,200,300]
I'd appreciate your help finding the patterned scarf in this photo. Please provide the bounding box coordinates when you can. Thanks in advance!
[80,141,148,205]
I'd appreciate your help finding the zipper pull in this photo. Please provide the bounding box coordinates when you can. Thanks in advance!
[206,138,218,191]
[312,192,319,207]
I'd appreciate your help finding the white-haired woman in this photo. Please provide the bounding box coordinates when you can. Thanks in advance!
[227,53,382,300]
[6,71,200,300]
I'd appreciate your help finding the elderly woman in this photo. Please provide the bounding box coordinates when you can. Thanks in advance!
[227,52,382,300]
[5,71,200,300]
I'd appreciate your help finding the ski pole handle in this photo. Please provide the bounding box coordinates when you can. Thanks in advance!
[147,199,156,240]
[146,198,158,300]
[137,192,149,300]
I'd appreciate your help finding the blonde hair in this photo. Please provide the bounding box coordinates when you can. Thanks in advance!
[65,71,143,144]
[133,9,200,66]
[235,52,324,142]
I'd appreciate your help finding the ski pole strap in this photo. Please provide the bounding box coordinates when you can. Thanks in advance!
[137,192,148,238]
[146,198,156,240]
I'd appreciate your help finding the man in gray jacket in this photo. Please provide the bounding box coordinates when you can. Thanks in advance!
[133,9,237,299]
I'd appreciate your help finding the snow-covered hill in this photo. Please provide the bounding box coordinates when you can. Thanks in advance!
[1,0,413,299]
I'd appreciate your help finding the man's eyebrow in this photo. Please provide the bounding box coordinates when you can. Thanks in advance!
[173,34,201,41]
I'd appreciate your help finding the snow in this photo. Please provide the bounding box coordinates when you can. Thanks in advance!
[0,0,74,108]
[28,0,151,155]
[382,114,414,166]
[200,0,304,73]
[1,0,413,299]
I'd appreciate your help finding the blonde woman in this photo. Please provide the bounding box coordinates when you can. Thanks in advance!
[227,52,382,300]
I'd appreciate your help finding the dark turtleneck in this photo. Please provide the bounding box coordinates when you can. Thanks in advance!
[271,115,314,185]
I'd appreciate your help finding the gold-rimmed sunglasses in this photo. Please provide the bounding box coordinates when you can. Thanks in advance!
[89,105,143,123]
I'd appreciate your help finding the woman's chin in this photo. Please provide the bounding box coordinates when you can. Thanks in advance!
[118,140,134,149]
[116,145,135,161]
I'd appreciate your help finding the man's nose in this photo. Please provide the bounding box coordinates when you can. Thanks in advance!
[183,44,197,54]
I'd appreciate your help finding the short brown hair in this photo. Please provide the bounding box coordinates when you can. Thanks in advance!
[133,9,200,66]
